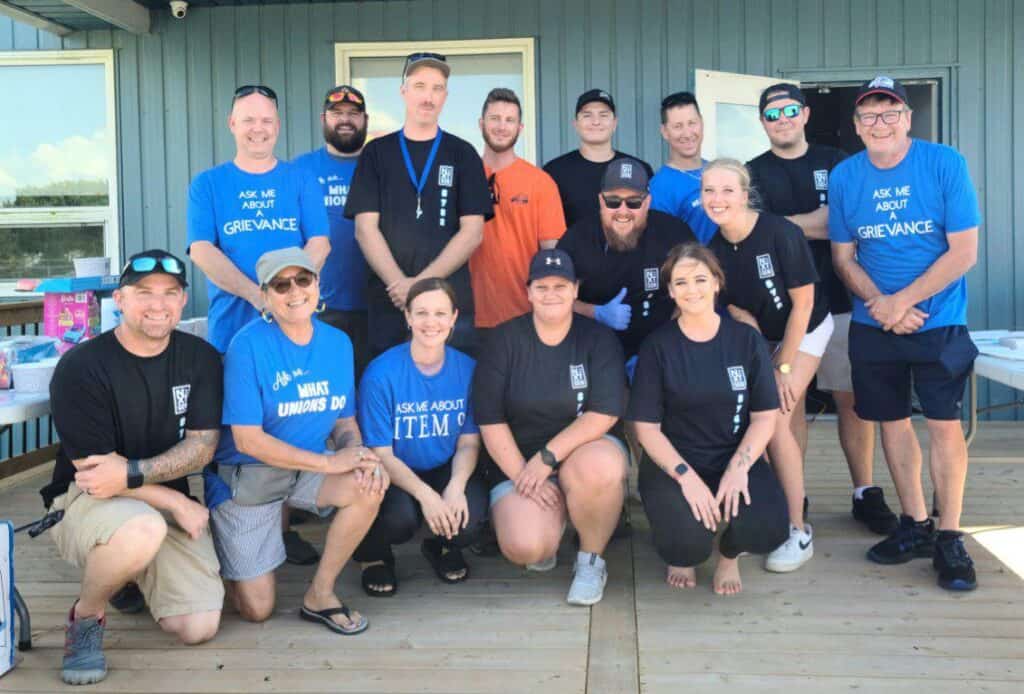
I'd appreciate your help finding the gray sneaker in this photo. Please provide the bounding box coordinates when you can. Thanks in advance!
[62,605,107,685]
[567,552,607,606]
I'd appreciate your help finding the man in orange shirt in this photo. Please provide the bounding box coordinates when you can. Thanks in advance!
[471,88,566,337]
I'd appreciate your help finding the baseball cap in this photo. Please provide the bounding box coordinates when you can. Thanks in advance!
[575,88,615,115]
[403,52,450,79]
[256,247,317,287]
[855,75,909,106]
[528,249,576,284]
[601,157,649,193]
[323,85,365,111]
[758,83,806,112]
[119,250,188,289]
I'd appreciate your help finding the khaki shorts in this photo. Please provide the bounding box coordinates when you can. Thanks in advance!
[50,483,224,621]
[816,312,854,393]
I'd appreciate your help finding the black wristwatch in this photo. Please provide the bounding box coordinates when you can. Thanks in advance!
[126,459,144,489]
[540,447,559,469]
[674,462,689,478]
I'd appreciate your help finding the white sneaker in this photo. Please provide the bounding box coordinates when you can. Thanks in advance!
[764,523,813,573]
[526,554,557,572]
[567,552,607,605]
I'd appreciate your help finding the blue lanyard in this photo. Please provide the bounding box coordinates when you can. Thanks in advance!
[399,129,443,219]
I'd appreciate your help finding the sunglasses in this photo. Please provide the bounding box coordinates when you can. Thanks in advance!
[601,193,646,210]
[403,52,447,76]
[265,271,315,295]
[487,173,500,204]
[233,84,278,105]
[762,104,803,122]
[327,88,363,106]
[121,256,184,276]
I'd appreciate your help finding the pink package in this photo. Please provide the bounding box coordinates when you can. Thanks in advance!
[43,291,101,347]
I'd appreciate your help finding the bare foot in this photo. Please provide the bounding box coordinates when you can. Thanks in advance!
[360,560,394,594]
[666,565,696,589]
[713,556,742,596]
[303,587,363,630]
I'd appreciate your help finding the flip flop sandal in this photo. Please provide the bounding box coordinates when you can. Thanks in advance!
[360,561,397,597]
[421,537,470,584]
[299,604,369,635]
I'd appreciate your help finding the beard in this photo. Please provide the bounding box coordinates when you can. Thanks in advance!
[482,128,518,154]
[323,120,368,154]
[603,221,645,252]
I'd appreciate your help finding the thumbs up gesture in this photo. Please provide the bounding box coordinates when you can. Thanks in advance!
[594,287,632,330]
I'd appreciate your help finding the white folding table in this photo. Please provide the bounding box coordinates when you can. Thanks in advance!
[966,330,1024,446]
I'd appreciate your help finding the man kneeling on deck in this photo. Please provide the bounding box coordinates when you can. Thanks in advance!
[40,250,224,685]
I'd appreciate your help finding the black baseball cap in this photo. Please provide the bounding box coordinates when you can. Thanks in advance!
[323,85,365,111]
[528,249,576,284]
[575,88,615,115]
[855,75,909,106]
[601,157,649,193]
[119,250,188,288]
[758,83,806,113]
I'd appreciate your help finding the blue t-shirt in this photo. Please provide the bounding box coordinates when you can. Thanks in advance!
[186,160,330,352]
[358,344,478,472]
[650,163,718,244]
[291,147,367,312]
[829,140,981,330]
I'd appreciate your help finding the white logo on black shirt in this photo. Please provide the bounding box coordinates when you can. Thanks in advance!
[814,169,829,191]
[438,165,454,187]
[756,254,775,279]
[727,367,747,391]
[643,267,659,292]
[570,364,588,390]
[172,384,191,416]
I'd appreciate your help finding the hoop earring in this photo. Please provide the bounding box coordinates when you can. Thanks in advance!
[260,309,274,324]
[315,301,326,314]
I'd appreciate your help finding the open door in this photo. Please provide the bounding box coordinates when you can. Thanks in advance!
[696,69,799,162]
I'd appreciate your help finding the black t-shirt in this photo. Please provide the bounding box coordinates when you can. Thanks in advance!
[557,210,696,358]
[708,213,828,343]
[41,330,223,507]
[473,314,625,470]
[344,130,492,315]
[543,150,655,227]
[628,317,778,475]
[747,145,850,314]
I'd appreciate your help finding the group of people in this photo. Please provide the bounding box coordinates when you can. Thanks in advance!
[40,49,981,687]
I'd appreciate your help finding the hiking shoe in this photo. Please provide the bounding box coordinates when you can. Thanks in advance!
[567,552,607,606]
[62,605,107,685]
[109,582,145,614]
[765,523,814,573]
[867,515,936,564]
[852,487,899,535]
[284,530,320,566]
[934,530,977,591]
[526,554,557,572]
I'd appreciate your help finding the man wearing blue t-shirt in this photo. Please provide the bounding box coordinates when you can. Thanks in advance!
[829,76,981,591]
[649,92,717,245]
[187,85,330,354]
[293,85,371,377]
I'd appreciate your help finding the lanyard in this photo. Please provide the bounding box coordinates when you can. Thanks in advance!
[399,129,443,220]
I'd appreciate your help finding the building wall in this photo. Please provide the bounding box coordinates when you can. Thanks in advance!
[2,0,1021,416]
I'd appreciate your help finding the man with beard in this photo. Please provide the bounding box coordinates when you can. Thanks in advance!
[293,85,371,378]
[557,158,696,363]
[470,88,566,337]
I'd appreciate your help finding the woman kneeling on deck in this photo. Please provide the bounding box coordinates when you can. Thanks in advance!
[205,247,387,635]
[629,243,789,595]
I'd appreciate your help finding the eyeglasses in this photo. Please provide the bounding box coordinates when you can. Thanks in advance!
[487,173,500,204]
[762,104,803,122]
[403,52,447,76]
[601,193,647,210]
[855,109,907,126]
[265,271,315,295]
[233,85,278,105]
[121,256,184,276]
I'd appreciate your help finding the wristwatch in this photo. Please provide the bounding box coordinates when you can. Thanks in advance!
[126,459,144,489]
[776,362,792,375]
[540,447,559,469]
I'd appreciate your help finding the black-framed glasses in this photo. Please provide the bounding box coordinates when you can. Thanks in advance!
[121,256,184,276]
[265,271,315,295]
[763,104,803,122]
[233,84,278,105]
[855,109,907,126]
[403,52,447,76]
[601,193,647,210]
[487,173,500,204]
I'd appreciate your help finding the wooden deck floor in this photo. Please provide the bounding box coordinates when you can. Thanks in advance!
[2,421,1022,693]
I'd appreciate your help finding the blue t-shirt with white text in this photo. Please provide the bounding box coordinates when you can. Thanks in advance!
[829,140,981,330]
[291,147,367,311]
[650,163,718,244]
[186,160,329,352]
[358,344,477,472]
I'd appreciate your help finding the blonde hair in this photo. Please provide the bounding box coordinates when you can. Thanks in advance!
[702,158,761,210]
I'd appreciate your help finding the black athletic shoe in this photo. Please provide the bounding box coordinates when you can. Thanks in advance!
[867,514,936,564]
[284,530,320,566]
[933,530,977,591]
[852,487,899,535]
[108,582,145,614]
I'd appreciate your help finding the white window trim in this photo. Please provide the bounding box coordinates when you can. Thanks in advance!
[0,49,120,296]
[335,38,538,164]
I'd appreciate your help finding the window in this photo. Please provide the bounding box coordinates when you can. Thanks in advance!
[0,50,118,296]
[335,39,537,163]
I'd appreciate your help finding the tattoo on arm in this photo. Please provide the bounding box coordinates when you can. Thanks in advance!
[737,445,753,471]
[139,429,219,484]
[330,418,362,450]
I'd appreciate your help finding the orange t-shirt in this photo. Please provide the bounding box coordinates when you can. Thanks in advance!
[470,158,566,328]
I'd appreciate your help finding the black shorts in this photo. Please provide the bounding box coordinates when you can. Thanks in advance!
[848,322,977,422]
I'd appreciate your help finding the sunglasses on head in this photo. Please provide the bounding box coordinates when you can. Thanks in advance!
[327,88,363,106]
[265,271,315,295]
[601,193,646,210]
[487,173,500,204]
[762,103,803,122]
[403,52,447,75]
[122,256,184,276]
[233,84,278,105]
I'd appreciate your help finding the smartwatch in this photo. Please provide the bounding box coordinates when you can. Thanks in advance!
[540,447,559,469]
[126,459,144,489]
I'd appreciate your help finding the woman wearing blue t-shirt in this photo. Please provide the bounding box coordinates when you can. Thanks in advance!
[354,278,487,597]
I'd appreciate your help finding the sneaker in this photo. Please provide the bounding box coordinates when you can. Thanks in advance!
[527,554,558,572]
[765,524,814,573]
[567,552,607,606]
[284,529,320,566]
[62,605,107,686]
[866,514,936,564]
[108,582,145,614]
[933,530,977,591]
[852,487,899,535]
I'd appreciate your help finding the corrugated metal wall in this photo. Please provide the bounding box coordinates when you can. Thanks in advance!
[2,0,1021,417]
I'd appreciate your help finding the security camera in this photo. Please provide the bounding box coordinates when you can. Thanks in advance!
[169,1,188,19]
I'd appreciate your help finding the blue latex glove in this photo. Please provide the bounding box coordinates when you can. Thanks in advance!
[624,355,638,385]
[594,287,631,331]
